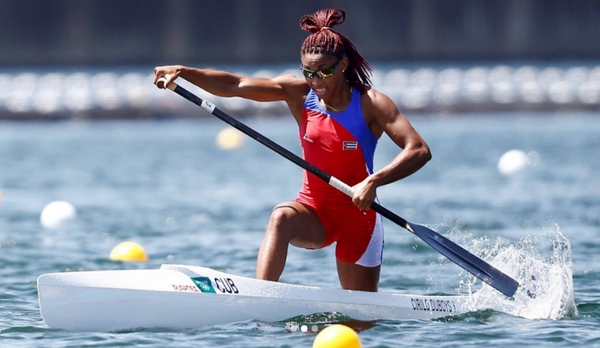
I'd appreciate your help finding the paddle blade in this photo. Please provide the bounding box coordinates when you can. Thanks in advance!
[408,222,519,297]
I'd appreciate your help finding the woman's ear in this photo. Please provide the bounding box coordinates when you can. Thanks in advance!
[341,56,349,73]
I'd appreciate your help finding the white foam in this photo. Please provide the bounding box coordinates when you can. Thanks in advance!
[460,225,577,320]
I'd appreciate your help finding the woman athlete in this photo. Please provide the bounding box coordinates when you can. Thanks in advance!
[154,8,431,292]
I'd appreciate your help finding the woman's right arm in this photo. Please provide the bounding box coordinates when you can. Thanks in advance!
[153,65,304,104]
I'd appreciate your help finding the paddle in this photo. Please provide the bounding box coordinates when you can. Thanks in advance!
[157,78,520,297]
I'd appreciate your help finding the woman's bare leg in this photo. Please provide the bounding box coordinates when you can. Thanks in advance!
[256,201,326,281]
[336,260,380,292]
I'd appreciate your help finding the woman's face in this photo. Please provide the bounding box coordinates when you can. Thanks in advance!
[300,53,348,98]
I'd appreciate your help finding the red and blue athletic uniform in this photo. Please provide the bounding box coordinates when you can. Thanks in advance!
[296,88,384,267]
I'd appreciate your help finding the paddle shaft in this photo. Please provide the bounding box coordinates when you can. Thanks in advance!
[159,79,519,297]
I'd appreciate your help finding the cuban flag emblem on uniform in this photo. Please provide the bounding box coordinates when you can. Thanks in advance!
[343,141,358,150]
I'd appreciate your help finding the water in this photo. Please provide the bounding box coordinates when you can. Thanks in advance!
[1,112,599,347]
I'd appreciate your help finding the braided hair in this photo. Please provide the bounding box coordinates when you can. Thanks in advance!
[299,9,373,93]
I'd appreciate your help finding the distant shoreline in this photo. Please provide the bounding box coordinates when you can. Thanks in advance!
[2,62,599,121]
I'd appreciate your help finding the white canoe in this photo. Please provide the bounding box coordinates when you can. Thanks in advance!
[37,264,470,332]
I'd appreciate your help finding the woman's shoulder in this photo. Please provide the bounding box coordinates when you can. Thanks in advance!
[360,88,396,111]
[269,74,310,117]
[273,74,310,99]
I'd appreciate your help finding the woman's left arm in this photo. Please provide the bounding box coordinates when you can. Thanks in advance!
[351,89,431,210]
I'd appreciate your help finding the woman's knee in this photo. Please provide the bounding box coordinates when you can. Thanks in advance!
[267,202,325,248]
[268,204,300,228]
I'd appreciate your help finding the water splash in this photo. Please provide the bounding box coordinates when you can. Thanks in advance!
[459,224,577,320]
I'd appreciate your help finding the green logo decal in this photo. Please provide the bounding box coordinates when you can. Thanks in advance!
[191,277,216,293]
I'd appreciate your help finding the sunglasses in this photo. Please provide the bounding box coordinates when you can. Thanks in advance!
[300,56,344,79]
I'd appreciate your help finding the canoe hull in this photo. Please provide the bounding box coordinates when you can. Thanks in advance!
[37,264,468,331]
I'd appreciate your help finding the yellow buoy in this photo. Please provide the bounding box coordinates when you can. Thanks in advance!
[109,241,149,262]
[313,324,362,348]
[216,127,244,150]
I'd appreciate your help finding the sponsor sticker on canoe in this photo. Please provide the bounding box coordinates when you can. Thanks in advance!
[171,284,200,293]
[191,277,217,293]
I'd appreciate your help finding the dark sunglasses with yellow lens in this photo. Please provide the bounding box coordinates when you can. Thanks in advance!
[300,56,344,79]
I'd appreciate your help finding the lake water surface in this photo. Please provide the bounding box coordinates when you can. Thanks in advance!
[0,112,598,347]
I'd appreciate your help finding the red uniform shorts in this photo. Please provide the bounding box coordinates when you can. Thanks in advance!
[296,195,384,267]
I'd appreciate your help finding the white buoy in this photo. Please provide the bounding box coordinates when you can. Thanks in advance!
[216,127,244,150]
[497,149,528,175]
[40,201,77,229]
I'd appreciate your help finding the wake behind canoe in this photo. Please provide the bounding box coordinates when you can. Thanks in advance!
[37,264,469,332]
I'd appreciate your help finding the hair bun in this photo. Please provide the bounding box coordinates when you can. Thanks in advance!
[299,8,346,33]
